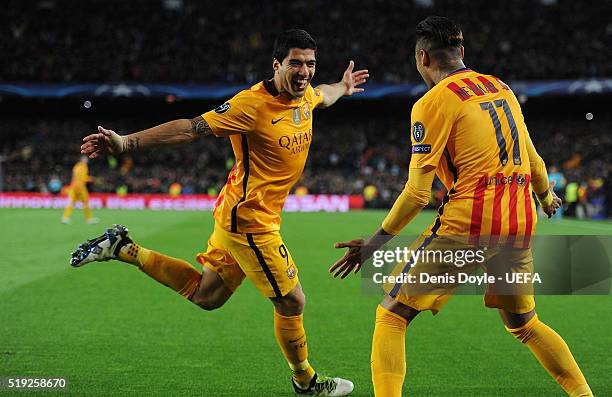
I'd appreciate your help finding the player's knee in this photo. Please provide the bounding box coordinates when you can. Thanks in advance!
[499,309,536,329]
[292,292,306,313]
[500,309,537,343]
[286,292,305,313]
[195,299,222,311]
[191,294,224,311]
[381,295,420,323]
[273,289,305,315]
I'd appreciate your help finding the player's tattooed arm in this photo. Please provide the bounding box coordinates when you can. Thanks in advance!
[82,117,211,158]
[128,117,211,148]
[189,116,212,136]
[125,136,140,151]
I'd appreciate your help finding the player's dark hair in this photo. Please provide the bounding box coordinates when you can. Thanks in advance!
[415,16,463,67]
[272,29,317,62]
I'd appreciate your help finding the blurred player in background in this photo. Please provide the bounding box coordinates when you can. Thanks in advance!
[70,30,368,396]
[62,155,98,224]
[548,165,567,219]
[331,17,593,397]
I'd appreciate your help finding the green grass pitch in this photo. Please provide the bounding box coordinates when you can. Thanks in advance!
[1,208,611,396]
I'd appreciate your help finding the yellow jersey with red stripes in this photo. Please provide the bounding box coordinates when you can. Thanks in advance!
[409,68,537,247]
[203,80,324,234]
[71,161,89,190]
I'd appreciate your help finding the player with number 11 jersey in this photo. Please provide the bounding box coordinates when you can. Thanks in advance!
[331,16,591,397]
[411,68,537,247]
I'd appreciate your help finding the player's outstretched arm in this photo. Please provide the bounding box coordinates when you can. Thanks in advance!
[315,60,369,108]
[80,116,212,158]
[329,166,435,279]
[329,229,393,279]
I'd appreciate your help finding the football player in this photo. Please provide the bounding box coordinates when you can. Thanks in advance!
[331,16,593,397]
[72,29,368,396]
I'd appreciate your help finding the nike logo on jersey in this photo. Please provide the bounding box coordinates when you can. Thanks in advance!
[271,116,286,125]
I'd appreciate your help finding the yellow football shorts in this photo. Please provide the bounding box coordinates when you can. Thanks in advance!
[69,187,89,203]
[196,223,299,298]
[383,234,535,314]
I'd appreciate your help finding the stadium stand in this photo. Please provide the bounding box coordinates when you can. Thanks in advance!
[2,113,610,218]
[0,0,610,218]
[1,0,610,84]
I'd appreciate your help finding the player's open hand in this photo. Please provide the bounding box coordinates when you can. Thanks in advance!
[81,126,125,158]
[342,60,369,96]
[329,238,366,279]
[541,180,563,218]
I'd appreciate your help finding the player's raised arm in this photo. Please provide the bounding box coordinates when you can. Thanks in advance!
[315,60,369,108]
[80,116,212,158]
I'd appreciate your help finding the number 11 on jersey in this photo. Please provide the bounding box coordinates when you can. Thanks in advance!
[480,99,522,166]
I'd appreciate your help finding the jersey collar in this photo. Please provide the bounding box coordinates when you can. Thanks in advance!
[263,78,307,105]
[446,67,472,77]
[263,78,280,96]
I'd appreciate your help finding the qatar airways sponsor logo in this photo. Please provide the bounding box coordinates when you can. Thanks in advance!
[278,129,312,155]
[484,173,528,187]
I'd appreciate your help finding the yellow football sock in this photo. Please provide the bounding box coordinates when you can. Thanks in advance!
[83,204,93,220]
[273,310,315,389]
[507,314,592,397]
[371,305,407,397]
[63,204,73,219]
[118,243,201,298]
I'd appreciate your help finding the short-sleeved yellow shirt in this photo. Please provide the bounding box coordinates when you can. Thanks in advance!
[71,162,89,190]
[203,80,324,234]
[410,69,537,247]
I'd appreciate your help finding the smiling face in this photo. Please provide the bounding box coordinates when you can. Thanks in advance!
[273,48,316,99]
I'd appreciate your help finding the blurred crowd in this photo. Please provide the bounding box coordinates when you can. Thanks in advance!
[1,0,610,84]
[1,0,610,218]
[2,114,610,219]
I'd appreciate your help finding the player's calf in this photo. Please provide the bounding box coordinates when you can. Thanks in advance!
[189,267,234,311]
[371,302,410,397]
[503,311,593,396]
[269,284,353,397]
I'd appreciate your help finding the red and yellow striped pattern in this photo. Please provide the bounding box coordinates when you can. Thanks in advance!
[411,70,538,247]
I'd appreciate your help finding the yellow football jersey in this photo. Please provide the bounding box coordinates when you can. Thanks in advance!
[203,80,324,233]
[410,69,537,247]
[71,161,89,190]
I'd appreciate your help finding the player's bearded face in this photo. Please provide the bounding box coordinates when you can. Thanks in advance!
[276,48,316,98]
